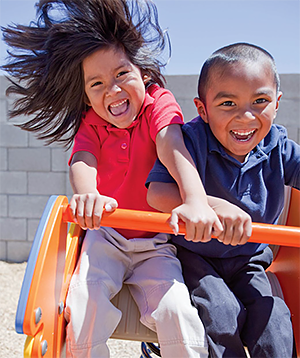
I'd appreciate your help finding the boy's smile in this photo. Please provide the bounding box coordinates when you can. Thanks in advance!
[83,46,146,128]
[194,60,282,162]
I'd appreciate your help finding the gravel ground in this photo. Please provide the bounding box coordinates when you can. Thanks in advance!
[0,261,145,358]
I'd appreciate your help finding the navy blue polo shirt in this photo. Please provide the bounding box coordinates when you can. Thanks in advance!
[146,117,300,258]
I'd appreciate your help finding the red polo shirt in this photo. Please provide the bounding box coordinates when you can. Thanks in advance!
[70,84,184,238]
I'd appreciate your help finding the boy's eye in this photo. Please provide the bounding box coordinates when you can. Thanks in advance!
[91,81,102,88]
[220,101,235,107]
[254,98,268,104]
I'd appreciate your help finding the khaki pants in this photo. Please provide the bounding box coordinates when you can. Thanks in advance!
[65,227,208,358]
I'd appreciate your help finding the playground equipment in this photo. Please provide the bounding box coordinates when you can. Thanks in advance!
[15,188,300,357]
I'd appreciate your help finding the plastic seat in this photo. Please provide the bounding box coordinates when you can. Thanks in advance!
[15,190,300,357]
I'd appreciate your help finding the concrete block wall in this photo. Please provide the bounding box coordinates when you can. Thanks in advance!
[0,74,299,262]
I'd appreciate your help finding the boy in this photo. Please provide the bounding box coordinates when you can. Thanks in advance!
[147,43,300,357]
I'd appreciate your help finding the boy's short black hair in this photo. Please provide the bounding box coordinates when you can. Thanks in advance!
[198,42,280,103]
[1,0,169,147]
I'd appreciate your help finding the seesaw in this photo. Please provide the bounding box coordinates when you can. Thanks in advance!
[15,188,300,357]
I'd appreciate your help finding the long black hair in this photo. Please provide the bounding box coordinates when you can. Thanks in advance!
[1,0,169,147]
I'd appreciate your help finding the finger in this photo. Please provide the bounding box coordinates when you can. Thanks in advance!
[75,198,87,229]
[185,220,196,241]
[199,222,213,243]
[169,211,179,235]
[69,196,78,221]
[212,216,223,237]
[104,198,118,212]
[84,197,96,230]
[238,219,252,245]
[230,223,244,246]
[222,219,234,245]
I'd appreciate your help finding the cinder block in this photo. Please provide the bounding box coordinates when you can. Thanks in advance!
[7,241,32,263]
[28,172,66,195]
[0,240,7,261]
[0,195,8,217]
[8,195,48,219]
[0,148,7,170]
[0,123,28,147]
[51,147,69,172]
[0,99,7,122]
[28,219,40,242]
[283,126,299,144]
[0,171,27,194]
[166,75,198,100]
[28,134,48,148]
[0,217,27,241]
[280,74,300,99]
[66,177,73,196]
[0,76,10,99]
[8,147,51,171]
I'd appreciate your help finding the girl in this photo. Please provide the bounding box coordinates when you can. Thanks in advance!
[2,0,224,356]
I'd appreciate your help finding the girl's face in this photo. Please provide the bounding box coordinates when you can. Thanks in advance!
[194,60,282,162]
[83,46,147,128]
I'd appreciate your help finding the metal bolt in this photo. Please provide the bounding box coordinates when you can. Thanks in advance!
[35,307,42,325]
[41,340,48,356]
[58,301,64,315]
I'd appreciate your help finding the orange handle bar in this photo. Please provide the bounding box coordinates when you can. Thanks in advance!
[63,206,300,248]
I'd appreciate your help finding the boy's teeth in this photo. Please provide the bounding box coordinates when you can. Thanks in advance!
[232,129,255,136]
[231,129,256,141]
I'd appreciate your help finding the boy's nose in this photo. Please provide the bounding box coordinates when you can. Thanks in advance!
[237,107,256,121]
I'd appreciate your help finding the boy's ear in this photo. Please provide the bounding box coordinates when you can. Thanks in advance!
[275,91,283,112]
[194,97,208,122]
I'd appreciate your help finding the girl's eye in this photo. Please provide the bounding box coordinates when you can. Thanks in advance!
[117,70,128,78]
[220,101,235,107]
[91,81,102,88]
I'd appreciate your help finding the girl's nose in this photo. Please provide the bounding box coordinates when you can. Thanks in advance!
[106,80,121,96]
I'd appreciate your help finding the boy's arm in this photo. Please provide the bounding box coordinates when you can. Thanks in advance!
[147,181,252,245]
[156,124,223,242]
[69,151,117,230]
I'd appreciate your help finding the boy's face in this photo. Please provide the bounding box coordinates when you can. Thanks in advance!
[83,46,147,128]
[194,60,282,162]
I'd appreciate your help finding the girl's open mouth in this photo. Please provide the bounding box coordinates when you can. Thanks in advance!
[230,129,256,142]
[109,99,129,116]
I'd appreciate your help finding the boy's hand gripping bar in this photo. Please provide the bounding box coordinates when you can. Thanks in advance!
[63,206,300,248]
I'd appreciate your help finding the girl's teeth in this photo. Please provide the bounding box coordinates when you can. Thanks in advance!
[110,99,127,108]
[109,99,128,116]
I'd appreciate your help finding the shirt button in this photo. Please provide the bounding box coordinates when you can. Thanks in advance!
[121,142,127,150]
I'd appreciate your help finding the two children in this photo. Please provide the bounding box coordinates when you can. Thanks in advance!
[2,0,228,357]
[147,43,300,357]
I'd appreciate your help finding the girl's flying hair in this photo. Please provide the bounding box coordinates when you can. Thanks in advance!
[2,0,169,147]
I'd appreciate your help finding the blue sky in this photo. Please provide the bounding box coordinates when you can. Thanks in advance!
[1,0,299,75]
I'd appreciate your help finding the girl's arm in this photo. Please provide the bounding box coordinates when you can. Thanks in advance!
[69,151,117,230]
[155,124,223,242]
[147,181,252,245]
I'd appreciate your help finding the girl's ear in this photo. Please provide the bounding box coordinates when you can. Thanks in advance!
[84,93,91,106]
[194,97,208,122]
[142,73,151,84]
